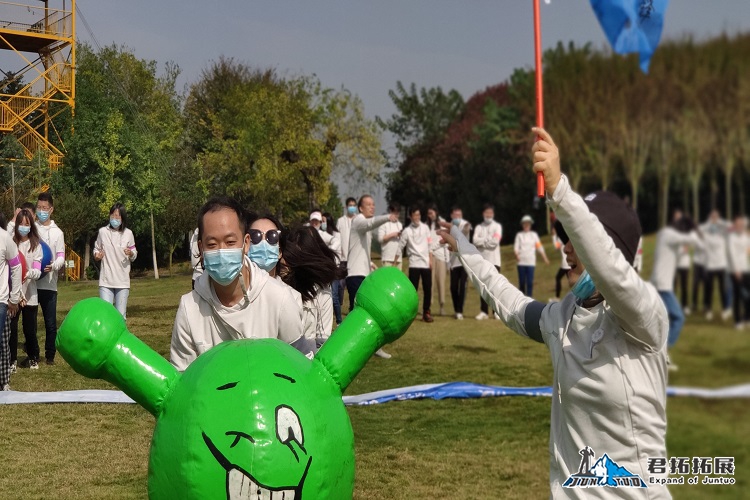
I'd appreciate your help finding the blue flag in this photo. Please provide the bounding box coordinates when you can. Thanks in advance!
[590,0,669,73]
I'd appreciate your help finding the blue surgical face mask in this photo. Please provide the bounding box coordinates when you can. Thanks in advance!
[571,270,596,300]
[18,225,31,236]
[36,210,50,223]
[110,218,121,229]
[203,248,244,286]
[248,240,280,272]
[452,218,461,226]
[320,222,327,232]
[347,206,357,216]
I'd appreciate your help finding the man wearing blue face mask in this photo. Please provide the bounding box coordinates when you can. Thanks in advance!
[437,128,671,498]
[170,197,308,371]
[34,192,65,365]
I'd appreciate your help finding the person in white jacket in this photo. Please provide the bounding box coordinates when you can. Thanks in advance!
[189,227,202,290]
[727,215,750,330]
[473,204,502,320]
[336,197,358,311]
[378,203,402,268]
[513,214,549,298]
[323,212,344,325]
[427,206,449,316]
[9,209,43,371]
[437,128,670,499]
[347,195,398,358]
[650,215,703,365]
[449,207,471,320]
[170,198,308,371]
[0,219,23,390]
[396,207,434,323]
[700,210,731,321]
[34,192,65,365]
[94,203,138,319]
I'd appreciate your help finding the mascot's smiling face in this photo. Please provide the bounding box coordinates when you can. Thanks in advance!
[148,339,354,500]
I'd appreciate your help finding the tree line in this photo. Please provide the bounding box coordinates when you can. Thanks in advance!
[1,44,384,277]
[382,33,750,242]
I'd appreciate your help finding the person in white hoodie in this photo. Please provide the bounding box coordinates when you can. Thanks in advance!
[472,204,502,320]
[34,192,65,365]
[94,203,137,319]
[513,215,549,298]
[427,206,449,316]
[337,197,358,312]
[377,203,402,268]
[9,209,43,371]
[347,195,398,358]
[437,127,670,499]
[650,214,703,368]
[727,214,750,330]
[701,210,732,321]
[0,212,23,390]
[170,198,307,371]
[396,207,434,323]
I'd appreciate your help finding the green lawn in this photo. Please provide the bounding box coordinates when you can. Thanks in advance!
[1,237,748,499]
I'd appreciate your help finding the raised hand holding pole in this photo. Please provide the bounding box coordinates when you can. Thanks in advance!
[533,0,545,198]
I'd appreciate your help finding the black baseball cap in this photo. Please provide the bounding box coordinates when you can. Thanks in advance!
[553,191,642,265]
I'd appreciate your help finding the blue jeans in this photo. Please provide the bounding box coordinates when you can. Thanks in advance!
[331,279,343,324]
[518,265,535,297]
[100,287,130,319]
[659,290,685,348]
[38,289,58,361]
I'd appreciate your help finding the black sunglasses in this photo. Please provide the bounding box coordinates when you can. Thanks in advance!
[249,229,281,246]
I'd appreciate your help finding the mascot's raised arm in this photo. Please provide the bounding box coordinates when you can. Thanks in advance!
[56,266,417,500]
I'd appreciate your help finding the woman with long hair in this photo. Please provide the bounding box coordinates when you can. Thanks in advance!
[93,203,137,318]
[9,208,43,371]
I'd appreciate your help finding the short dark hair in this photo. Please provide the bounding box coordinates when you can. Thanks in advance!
[345,197,357,206]
[409,206,421,216]
[482,203,494,211]
[37,192,53,206]
[387,203,400,213]
[357,195,372,208]
[197,196,247,242]
[450,206,462,214]
[109,202,127,232]
[20,202,35,212]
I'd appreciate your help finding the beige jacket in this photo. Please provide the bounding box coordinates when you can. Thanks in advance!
[456,175,670,499]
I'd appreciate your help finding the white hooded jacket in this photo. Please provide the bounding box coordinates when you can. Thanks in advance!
[170,258,304,371]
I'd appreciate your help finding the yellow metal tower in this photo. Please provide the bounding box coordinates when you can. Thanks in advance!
[0,0,75,172]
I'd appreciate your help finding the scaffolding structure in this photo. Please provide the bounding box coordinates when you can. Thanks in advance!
[0,0,75,172]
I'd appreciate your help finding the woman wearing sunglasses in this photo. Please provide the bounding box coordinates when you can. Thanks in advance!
[247,214,342,350]
[169,197,309,371]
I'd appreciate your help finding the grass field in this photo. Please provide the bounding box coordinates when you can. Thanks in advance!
[1,236,749,499]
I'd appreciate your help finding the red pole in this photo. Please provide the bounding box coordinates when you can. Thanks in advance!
[533,0,545,198]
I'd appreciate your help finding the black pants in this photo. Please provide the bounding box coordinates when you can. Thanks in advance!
[345,275,365,312]
[555,267,568,298]
[481,266,501,313]
[732,273,750,323]
[9,305,39,363]
[674,268,689,308]
[409,267,432,314]
[38,289,58,360]
[692,264,706,311]
[450,267,467,314]
[704,270,728,311]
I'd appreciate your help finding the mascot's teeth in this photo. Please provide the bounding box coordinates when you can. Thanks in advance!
[228,468,296,500]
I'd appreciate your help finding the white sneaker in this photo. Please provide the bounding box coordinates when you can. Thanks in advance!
[494,312,501,320]
[475,312,489,321]
[683,307,691,315]
[455,313,464,320]
[705,311,714,321]
[374,349,392,359]
[9,361,16,374]
[721,308,732,321]
[439,306,445,316]
[736,323,745,331]
[1,384,9,391]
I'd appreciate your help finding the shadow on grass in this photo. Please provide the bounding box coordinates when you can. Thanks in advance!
[452,344,497,355]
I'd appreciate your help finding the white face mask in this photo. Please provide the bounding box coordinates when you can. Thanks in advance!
[411,220,420,228]
[484,217,493,224]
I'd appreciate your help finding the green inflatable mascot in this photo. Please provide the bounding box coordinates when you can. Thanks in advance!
[56,267,417,499]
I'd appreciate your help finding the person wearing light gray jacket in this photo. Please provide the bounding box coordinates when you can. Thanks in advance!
[438,128,670,499]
